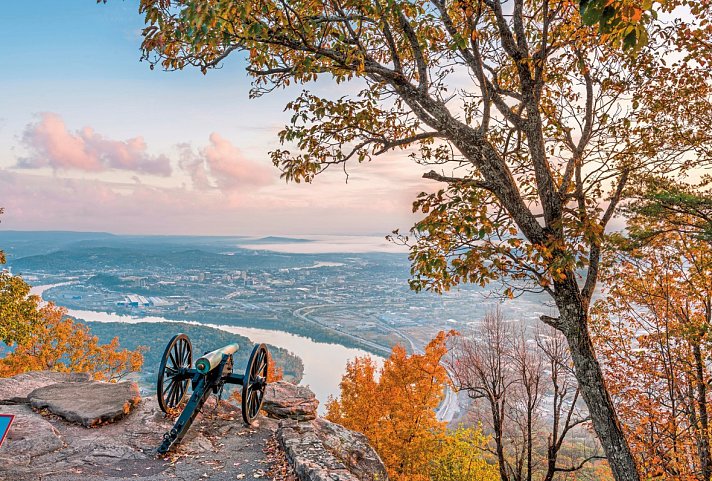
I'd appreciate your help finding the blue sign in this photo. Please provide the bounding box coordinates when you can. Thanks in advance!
[0,414,15,448]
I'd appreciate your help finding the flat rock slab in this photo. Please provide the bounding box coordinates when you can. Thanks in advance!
[263,381,319,421]
[29,381,141,427]
[2,396,283,481]
[0,371,91,404]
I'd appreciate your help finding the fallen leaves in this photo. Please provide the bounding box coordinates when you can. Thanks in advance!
[264,434,298,481]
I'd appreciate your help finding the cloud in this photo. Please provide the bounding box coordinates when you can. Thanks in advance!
[180,133,275,191]
[0,169,421,236]
[18,113,172,176]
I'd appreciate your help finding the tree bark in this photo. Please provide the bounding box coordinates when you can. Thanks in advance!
[693,342,711,481]
[555,294,641,481]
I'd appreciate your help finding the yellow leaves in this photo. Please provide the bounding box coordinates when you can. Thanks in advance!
[429,426,499,481]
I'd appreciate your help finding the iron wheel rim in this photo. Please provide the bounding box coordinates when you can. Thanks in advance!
[157,333,192,413]
[241,343,268,424]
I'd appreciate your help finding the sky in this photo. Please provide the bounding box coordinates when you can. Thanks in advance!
[0,2,431,236]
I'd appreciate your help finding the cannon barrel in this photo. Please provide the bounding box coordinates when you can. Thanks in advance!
[195,343,239,374]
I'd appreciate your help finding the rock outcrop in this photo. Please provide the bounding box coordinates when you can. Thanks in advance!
[0,371,91,404]
[0,372,387,481]
[264,381,389,481]
[263,381,320,421]
[278,418,388,481]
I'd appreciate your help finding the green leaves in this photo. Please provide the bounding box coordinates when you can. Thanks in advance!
[580,0,606,27]
[579,0,654,52]
[623,177,712,244]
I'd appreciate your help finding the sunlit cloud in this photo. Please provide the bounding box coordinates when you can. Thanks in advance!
[17,113,172,176]
[179,133,275,191]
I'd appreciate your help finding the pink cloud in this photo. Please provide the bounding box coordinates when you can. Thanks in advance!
[0,170,420,236]
[18,113,171,176]
[180,133,275,191]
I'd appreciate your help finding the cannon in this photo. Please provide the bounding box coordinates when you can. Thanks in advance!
[155,333,269,454]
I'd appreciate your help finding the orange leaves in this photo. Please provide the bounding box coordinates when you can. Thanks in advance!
[325,332,453,481]
[267,352,284,383]
[0,302,145,381]
[591,206,712,479]
[408,179,589,294]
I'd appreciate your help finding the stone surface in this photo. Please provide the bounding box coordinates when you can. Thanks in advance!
[312,418,389,481]
[0,372,386,481]
[1,382,281,480]
[0,404,64,462]
[277,419,388,481]
[263,381,319,421]
[29,380,141,427]
[0,371,91,404]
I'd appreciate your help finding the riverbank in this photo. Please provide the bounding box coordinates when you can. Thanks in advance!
[30,284,383,411]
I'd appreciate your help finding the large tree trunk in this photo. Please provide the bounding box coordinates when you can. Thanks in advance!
[555,297,641,481]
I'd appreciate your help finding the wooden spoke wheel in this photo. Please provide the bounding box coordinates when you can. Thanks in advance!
[157,333,192,413]
[241,344,268,424]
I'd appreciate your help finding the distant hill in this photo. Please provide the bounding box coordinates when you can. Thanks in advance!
[0,230,116,259]
[8,245,315,273]
[236,236,313,244]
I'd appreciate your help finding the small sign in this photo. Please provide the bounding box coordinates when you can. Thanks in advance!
[0,414,15,448]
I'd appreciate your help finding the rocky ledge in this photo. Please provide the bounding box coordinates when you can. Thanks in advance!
[0,372,387,481]
[265,382,388,481]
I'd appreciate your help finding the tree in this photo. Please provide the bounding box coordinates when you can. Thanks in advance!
[0,268,41,347]
[592,201,712,480]
[0,236,144,381]
[430,425,500,481]
[449,308,605,481]
[0,208,42,346]
[326,332,471,481]
[137,2,711,479]
[623,177,712,243]
[0,301,144,381]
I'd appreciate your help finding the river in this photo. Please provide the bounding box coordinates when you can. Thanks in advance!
[30,284,382,412]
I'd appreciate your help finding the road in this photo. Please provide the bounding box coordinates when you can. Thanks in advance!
[292,305,392,356]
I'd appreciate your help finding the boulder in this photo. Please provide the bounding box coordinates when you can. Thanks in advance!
[0,371,91,404]
[277,418,388,481]
[29,381,141,427]
[262,381,319,421]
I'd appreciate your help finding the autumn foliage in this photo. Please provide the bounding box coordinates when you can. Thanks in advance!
[326,331,497,481]
[592,198,712,480]
[0,258,144,381]
[0,301,144,381]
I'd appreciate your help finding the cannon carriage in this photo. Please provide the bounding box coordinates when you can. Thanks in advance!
[155,333,269,454]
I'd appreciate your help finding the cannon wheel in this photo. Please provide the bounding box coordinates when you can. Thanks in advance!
[157,334,192,413]
[241,344,268,424]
